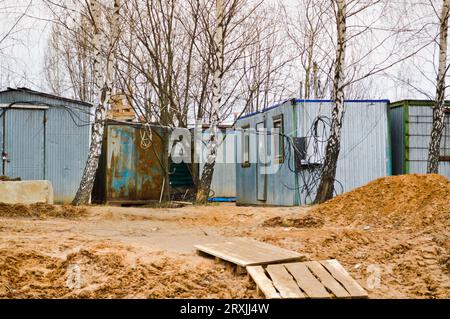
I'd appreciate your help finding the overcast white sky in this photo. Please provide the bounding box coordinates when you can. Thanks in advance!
[0,0,441,103]
[0,0,52,90]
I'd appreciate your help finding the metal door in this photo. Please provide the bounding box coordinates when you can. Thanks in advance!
[257,122,267,201]
[106,125,137,201]
[4,109,45,180]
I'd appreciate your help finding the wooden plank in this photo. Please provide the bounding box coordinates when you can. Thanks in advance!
[194,239,303,267]
[320,260,368,298]
[195,243,252,267]
[284,263,332,299]
[304,261,350,298]
[246,266,281,299]
[266,264,306,299]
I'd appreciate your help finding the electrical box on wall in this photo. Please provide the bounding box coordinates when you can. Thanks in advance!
[294,136,325,171]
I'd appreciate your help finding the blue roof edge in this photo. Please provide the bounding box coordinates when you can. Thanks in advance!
[237,99,391,121]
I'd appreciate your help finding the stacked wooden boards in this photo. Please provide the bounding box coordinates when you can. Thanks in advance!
[195,238,368,299]
[247,260,368,299]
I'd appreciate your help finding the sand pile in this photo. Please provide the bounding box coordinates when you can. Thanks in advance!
[310,174,450,230]
[262,215,324,228]
[254,174,449,298]
[0,248,255,299]
[0,203,87,219]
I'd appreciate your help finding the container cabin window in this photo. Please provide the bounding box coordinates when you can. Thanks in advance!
[242,125,251,167]
[273,115,284,164]
[440,111,450,162]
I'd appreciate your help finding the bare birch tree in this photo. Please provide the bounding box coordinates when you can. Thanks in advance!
[72,0,121,205]
[195,0,225,203]
[314,0,347,203]
[428,0,450,173]
[312,0,426,203]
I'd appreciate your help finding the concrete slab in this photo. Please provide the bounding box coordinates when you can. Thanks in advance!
[0,181,54,204]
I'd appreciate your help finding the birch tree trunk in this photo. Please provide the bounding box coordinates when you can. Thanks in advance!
[427,0,450,174]
[314,0,347,204]
[72,0,121,206]
[196,0,224,203]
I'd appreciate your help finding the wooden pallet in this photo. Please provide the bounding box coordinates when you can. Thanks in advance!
[247,260,368,299]
[195,239,305,274]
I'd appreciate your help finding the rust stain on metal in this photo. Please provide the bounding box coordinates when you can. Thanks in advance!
[104,124,166,203]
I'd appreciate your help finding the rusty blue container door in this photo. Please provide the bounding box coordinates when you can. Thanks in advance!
[3,109,45,180]
[105,124,165,203]
[134,126,165,200]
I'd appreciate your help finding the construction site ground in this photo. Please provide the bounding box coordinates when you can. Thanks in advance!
[1,175,449,299]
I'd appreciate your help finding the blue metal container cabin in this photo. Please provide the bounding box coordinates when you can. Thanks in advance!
[92,121,169,204]
[389,100,450,178]
[198,126,237,200]
[235,99,392,206]
[0,87,91,204]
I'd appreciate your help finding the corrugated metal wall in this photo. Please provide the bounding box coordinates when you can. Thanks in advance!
[0,90,91,203]
[46,107,90,203]
[4,109,45,180]
[407,105,450,177]
[299,101,391,201]
[236,100,391,206]
[199,130,237,198]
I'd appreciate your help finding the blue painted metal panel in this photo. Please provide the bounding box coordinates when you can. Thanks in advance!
[4,109,45,180]
[46,107,90,203]
[208,197,236,202]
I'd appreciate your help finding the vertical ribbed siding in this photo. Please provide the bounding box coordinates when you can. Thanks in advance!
[299,101,390,203]
[236,100,391,206]
[407,105,450,178]
[337,101,390,192]
[4,109,45,180]
[199,130,237,198]
[0,90,91,203]
[46,107,90,203]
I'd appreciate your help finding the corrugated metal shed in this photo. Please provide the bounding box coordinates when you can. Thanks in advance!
[0,88,91,204]
[236,99,391,206]
[389,100,450,178]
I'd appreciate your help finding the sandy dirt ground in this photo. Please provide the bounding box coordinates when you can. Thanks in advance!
[0,175,449,299]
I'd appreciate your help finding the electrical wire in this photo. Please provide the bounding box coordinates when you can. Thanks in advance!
[264,115,344,204]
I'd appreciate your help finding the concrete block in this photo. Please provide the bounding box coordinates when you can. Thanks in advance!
[0,181,54,205]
